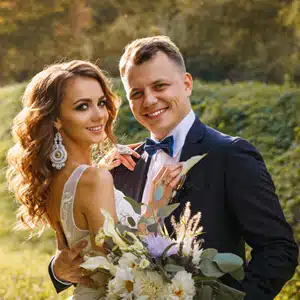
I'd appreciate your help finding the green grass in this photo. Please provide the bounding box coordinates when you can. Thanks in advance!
[0,80,299,299]
[0,83,73,299]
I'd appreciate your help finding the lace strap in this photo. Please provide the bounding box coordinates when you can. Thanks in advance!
[60,165,90,246]
[63,165,90,199]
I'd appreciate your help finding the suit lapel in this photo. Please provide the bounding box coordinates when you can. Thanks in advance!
[134,150,151,202]
[172,117,207,201]
[180,116,206,162]
[112,143,151,203]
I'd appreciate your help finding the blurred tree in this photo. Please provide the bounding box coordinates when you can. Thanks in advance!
[0,0,93,83]
[0,0,300,83]
[170,0,300,82]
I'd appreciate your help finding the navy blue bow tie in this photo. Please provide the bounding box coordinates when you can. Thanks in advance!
[144,135,174,157]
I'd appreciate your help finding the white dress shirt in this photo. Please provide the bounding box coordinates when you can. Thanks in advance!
[141,110,195,205]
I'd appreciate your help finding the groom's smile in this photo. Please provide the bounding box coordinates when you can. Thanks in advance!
[122,51,193,140]
[144,107,168,119]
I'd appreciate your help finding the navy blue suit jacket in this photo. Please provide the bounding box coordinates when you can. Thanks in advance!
[50,117,298,299]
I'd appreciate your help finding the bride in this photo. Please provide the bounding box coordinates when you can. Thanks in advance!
[7,60,182,299]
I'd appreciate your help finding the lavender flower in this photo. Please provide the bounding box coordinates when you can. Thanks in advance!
[143,234,178,258]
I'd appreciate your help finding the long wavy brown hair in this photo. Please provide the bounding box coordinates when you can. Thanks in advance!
[7,60,120,235]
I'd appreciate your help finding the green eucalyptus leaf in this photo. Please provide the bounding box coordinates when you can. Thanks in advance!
[127,216,136,227]
[137,215,147,224]
[230,266,245,281]
[154,184,164,202]
[201,248,218,260]
[147,223,159,233]
[162,243,178,260]
[157,203,180,218]
[156,264,172,283]
[124,196,142,214]
[164,264,185,273]
[199,258,224,278]
[138,215,156,226]
[116,223,131,234]
[196,285,214,299]
[180,153,208,176]
[213,253,244,273]
[166,257,177,265]
[214,282,246,300]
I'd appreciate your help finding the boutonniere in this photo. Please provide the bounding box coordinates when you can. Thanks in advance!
[169,153,208,203]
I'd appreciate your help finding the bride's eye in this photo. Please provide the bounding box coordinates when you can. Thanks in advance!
[76,103,89,111]
[98,99,107,107]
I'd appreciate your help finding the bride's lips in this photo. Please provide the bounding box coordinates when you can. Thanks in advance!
[144,107,168,119]
[86,125,104,133]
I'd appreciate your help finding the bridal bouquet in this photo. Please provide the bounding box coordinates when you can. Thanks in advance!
[81,156,246,300]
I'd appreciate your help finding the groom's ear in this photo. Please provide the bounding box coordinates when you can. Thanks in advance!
[184,73,193,97]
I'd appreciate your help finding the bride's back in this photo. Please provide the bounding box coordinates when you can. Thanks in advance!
[47,165,90,242]
[48,164,117,248]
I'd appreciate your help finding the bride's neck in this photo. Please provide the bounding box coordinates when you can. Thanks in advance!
[64,143,92,166]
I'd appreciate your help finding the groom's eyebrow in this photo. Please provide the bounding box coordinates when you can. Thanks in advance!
[129,79,167,93]
[152,79,165,85]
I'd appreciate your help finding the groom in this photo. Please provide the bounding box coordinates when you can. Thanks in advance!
[49,36,298,299]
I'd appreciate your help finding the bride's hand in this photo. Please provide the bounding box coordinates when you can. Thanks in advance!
[98,142,141,171]
[53,222,96,287]
[145,163,183,217]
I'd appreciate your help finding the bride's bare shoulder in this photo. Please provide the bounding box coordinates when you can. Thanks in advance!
[76,166,115,215]
[79,166,113,190]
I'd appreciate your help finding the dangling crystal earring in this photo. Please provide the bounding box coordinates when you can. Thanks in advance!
[50,132,67,170]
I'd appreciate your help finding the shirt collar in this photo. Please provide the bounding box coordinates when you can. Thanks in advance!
[150,110,195,157]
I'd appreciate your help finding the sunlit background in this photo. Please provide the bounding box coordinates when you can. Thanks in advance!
[0,1,299,299]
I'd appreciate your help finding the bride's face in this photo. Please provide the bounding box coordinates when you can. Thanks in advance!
[56,76,109,147]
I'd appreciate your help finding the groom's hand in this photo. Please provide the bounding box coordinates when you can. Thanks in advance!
[146,163,183,216]
[53,222,95,287]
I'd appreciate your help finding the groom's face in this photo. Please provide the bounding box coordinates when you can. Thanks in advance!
[122,51,193,140]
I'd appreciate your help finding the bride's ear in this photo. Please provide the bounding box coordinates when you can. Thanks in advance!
[54,118,62,131]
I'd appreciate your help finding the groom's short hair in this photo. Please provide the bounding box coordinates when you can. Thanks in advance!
[119,36,186,77]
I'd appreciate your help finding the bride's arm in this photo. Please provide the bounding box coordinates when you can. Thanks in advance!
[79,167,117,251]
[49,167,116,290]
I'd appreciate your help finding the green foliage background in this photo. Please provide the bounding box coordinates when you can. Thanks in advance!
[1,0,300,85]
[0,80,298,299]
[0,0,299,298]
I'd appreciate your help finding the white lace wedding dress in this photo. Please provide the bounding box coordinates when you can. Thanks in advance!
[60,165,139,299]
